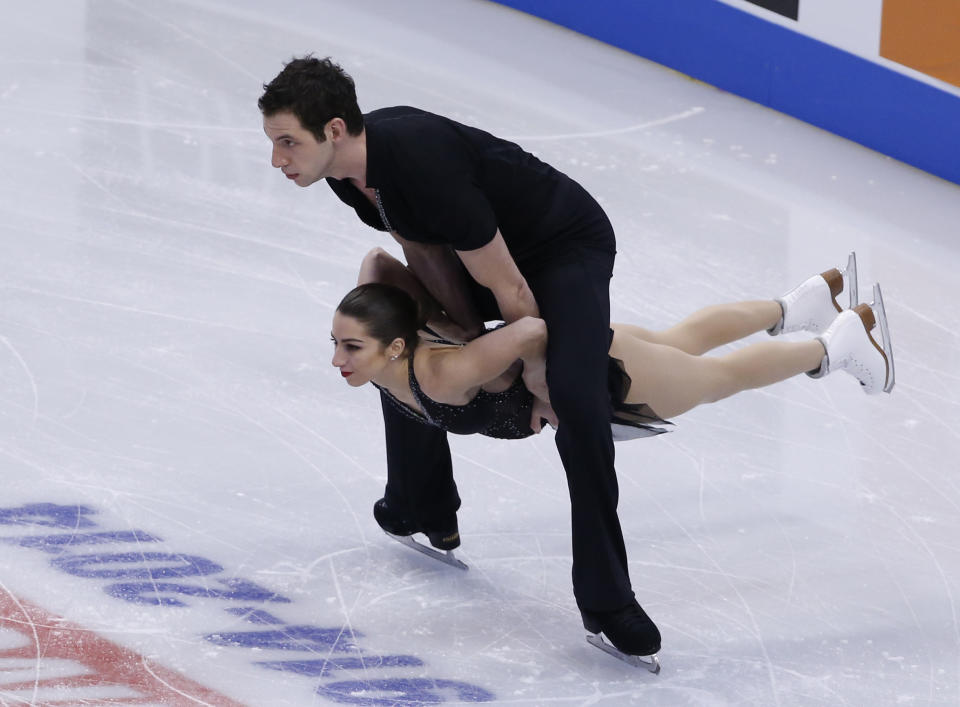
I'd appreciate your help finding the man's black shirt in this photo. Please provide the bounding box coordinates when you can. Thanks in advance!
[327,107,613,270]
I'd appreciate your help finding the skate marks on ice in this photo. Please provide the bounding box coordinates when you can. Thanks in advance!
[383,512,669,676]
[0,502,496,705]
[383,522,670,673]
[0,592,247,706]
[2,0,960,703]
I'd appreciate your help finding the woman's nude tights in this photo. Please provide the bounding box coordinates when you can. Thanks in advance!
[610,302,825,419]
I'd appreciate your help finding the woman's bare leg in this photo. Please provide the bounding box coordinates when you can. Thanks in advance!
[608,331,824,419]
[614,300,782,355]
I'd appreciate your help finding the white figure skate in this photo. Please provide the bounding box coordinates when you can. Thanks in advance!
[769,252,859,335]
[809,282,895,394]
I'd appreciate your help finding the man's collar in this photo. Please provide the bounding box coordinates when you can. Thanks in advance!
[362,121,382,188]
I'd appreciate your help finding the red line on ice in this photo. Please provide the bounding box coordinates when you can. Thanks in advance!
[0,592,248,706]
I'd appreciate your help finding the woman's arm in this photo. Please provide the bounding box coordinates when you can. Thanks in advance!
[421,316,548,405]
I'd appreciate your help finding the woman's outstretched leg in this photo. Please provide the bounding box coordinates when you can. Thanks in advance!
[609,330,824,419]
[620,256,859,355]
[615,300,782,355]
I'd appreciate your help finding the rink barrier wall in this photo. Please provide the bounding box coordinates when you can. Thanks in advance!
[490,0,960,186]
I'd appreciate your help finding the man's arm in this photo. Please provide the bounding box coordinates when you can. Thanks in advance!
[455,232,548,412]
[391,231,486,341]
[455,230,539,324]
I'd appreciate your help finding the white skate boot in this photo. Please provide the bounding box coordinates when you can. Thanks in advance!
[808,282,895,394]
[768,252,859,335]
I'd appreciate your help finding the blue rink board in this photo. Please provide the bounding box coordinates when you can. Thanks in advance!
[490,0,960,186]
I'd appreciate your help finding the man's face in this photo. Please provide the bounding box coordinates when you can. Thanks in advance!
[263,111,333,187]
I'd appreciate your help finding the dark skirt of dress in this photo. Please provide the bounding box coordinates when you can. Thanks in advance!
[607,356,674,441]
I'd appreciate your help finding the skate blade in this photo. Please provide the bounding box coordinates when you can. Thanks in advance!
[385,532,469,571]
[586,632,661,674]
[843,251,859,310]
[870,282,895,393]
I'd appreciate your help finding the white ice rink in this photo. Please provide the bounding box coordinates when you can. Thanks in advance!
[2,1,960,704]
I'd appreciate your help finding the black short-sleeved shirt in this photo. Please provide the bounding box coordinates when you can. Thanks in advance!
[326,106,613,269]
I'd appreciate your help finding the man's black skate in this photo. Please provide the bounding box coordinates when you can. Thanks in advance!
[581,599,661,673]
[373,498,467,570]
[421,516,461,551]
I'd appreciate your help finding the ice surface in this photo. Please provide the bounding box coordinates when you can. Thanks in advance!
[2,1,959,705]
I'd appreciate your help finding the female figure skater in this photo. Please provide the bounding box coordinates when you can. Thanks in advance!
[332,250,893,443]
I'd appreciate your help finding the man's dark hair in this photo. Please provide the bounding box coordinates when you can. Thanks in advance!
[258,56,364,141]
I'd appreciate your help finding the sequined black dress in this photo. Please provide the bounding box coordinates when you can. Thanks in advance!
[374,348,673,441]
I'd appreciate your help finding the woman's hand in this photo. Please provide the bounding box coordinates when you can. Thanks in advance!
[530,396,558,433]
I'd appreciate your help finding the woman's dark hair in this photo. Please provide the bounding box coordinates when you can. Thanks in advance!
[258,56,364,140]
[336,283,424,354]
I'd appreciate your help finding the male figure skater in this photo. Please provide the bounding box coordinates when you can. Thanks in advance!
[259,56,661,663]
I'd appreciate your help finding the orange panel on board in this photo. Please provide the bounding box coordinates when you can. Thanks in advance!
[881,0,960,88]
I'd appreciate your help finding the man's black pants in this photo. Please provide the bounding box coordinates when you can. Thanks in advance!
[379,244,633,612]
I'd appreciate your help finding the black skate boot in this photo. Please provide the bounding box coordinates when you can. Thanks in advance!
[373,498,420,536]
[581,599,661,673]
[373,498,467,570]
[422,517,460,551]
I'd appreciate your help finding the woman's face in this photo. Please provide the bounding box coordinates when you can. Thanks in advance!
[330,312,392,387]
